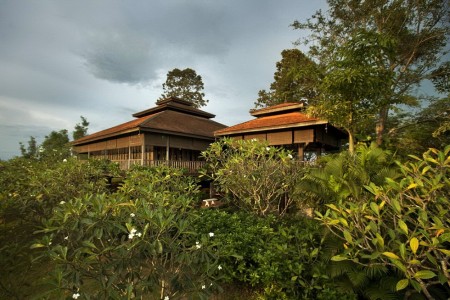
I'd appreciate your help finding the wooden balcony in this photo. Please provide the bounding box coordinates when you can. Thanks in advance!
[111,159,206,174]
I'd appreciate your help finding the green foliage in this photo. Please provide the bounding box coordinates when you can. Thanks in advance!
[194,210,356,300]
[0,157,120,298]
[201,138,304,216]
[159,68,208,108]
[34,166,221,299]
[254,49,321,108]
[293,0,450,146]
[316,146,450,299]
[40,129,71,160]
[307,29,396,152]
[72,116,89,140]
[388,97,450,157]
[19,136,39,159]
[299,143,399,207]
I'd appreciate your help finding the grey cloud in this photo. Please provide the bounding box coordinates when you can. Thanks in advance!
[82,33,158,84]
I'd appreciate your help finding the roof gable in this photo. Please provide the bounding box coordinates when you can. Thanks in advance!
[132,96,215,119]
[215,111,326,136]
[73,97,225,145]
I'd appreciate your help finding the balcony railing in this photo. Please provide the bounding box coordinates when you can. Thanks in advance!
[111,159,206,173]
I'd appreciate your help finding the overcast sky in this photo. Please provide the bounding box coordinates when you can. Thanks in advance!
[0,0,330,159]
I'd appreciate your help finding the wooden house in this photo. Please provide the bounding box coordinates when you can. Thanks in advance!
[72,97,226,171]
[214,102,347,160]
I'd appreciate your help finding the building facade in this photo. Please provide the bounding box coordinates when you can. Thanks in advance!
[72,97,226,171]
[214,102,347,160]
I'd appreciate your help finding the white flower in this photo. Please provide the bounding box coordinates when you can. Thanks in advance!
[164,297,169,300]
[209,232,214,237]
[72,292,80,299]
[64,236,69,240]
[218,265,222,270]
[201,285,206,289]
[63,159,67,163]
[266,147,270,151]
[288,154,293,159]
[130,213,135,218]
[195,241,201,249]
[251,138,257,142]
[128,228,141,239]
[60,201,66,205]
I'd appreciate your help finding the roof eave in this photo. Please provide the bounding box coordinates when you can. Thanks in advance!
[214,120,328,136]
[72,128,140,146]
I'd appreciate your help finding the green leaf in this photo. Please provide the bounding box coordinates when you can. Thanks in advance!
[30,243,45,249]
[82,241,98,250]
[396,279,409,291]
[438,248,450,256]
[391,198,401,214]
[382,252,400,260]
[410,237,419,254]
[331,255,348,261]
[414,270,436,279]
[398,219,408,235]
[339,218,349,227]
[343,230,353,244]
[370,202,379,215]
[399,243,406,260]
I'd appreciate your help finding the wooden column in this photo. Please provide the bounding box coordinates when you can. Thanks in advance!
[297,143,304,161]
[141,133,145,166]
[127,136,131,169]
[165,136,170,161]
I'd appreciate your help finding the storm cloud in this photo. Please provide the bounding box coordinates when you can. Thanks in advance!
[0,0,327,159]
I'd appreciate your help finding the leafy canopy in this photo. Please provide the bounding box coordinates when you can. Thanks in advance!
[293,0,450,146]
[159,68,208,108]
[254,49,321,108]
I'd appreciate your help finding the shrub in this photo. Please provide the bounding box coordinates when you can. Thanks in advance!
[298,143,399,208]
[0,157,120,298]
[193,209,356,299]
[33,166,221,299]
[316,146,450,299]
[201,138,304,216]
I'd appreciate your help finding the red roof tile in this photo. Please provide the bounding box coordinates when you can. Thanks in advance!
[215,111,326,135]
[72,113,157,145]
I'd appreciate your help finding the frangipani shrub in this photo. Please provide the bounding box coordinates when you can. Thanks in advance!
[317,146,450,299]
[0,157,119,298]
[201,138,304,216]
[34,166,222,300]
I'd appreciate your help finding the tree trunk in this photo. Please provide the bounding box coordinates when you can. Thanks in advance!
[347,129,355,154]
[376,106,389,146]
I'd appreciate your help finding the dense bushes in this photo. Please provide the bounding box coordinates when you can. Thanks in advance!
[194,210,356,299]
[1,142,449,299]
[201,138,304,216]
[0,157,120,298]
[317,146,450,299]
[33,166,221,299]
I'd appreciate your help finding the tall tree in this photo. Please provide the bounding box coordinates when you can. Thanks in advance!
[41,129,70,159]
[255,49,321,108]
[73,116,89,140]
[159,68,208,108]
[293,0,450,146]
[19,136,39,159]
[310,30,396,153]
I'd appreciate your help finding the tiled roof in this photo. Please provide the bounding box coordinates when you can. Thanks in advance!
[140,110,226,138]
[73,110,226,145]
[72,97,226,145]
[250,102,304,116]
[215,111,326,136]
[72,113,157,145]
